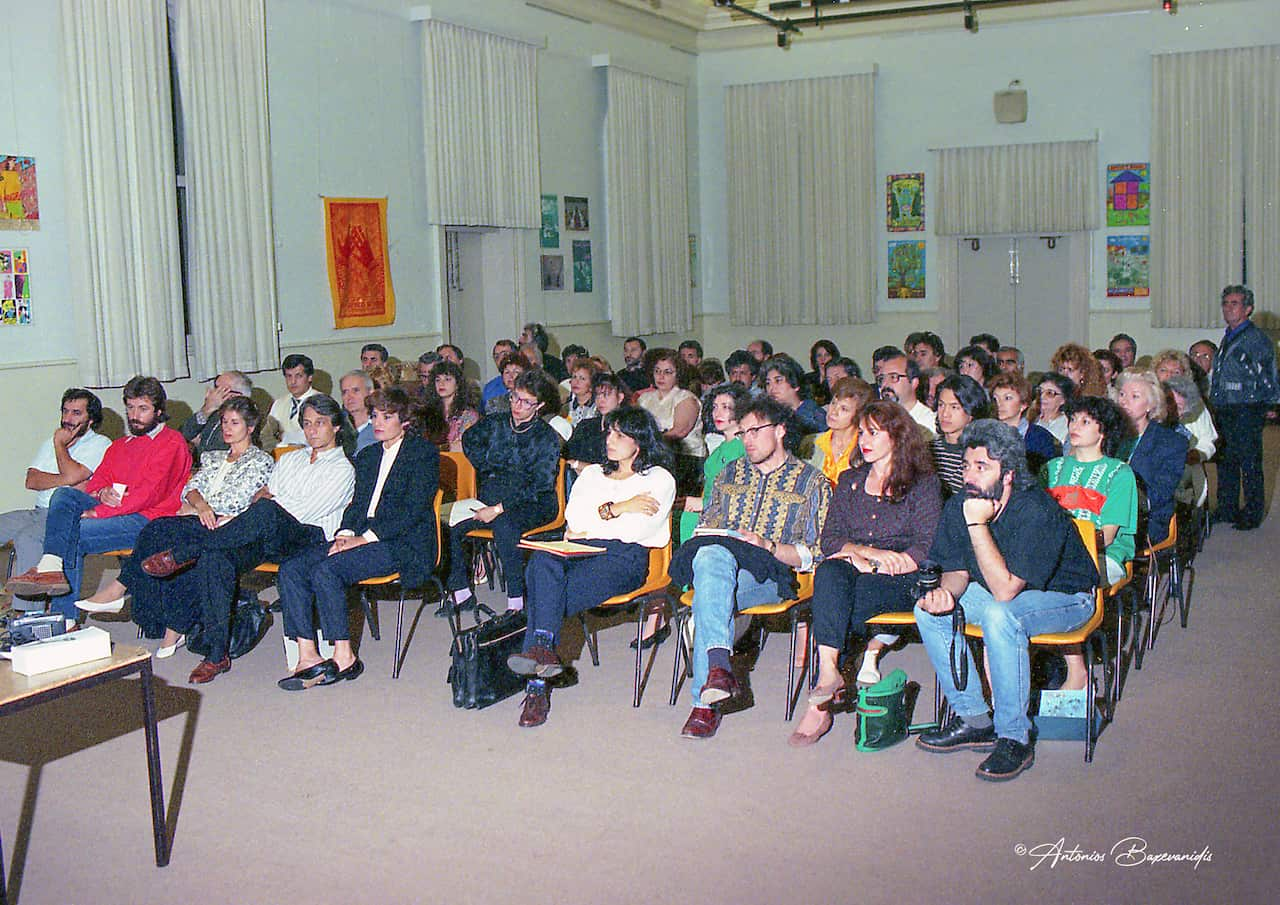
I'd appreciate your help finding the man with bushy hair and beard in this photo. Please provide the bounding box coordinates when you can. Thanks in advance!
[911,419,1097,782]
[6,376,192,620]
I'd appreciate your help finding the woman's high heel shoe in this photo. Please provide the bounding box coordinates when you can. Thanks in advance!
[807,678,847,707]
[156,635,186,659]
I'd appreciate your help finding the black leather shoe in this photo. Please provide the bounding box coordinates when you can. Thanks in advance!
[976,737,1035,781]
[278,659,338,691]
[915,716,997,753]
[320,659,364,685]
[1233,518,1261,531]
[629,623,671,651]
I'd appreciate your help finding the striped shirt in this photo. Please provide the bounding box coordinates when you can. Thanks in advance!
[267,445,355,540]
[930,438,965,498]
[699,454,831,570]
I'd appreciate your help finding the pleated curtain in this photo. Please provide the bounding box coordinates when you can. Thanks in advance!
[421,20,540,228]
[725,74,876,326]
[61,0,186,385]
[605,67,691,336]
[1151,45,1280,328]
[934,140,1099,236]
[175,0,279,379]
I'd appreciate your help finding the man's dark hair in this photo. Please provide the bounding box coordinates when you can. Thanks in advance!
[1221,284,1255,310]
[61,388,103,429]
[759,353,806,391]
[122,375,168,421]
[725,349,759,377]
[1109,332,1138,355]
[968,333,1001,356]
[1093,349,1122,378]
[875,346,919,381]
[678,339,704,358]
[625,336,647,352]
[751,339,774,357]
[602,406,674,476]
[298,393,348,445]
[937,374,990,419]
[954,344,996,382]
[523,322,550,353]
[698,359,726,388]
[491,340,518,357]
[907,331,945,358]
[735,394,793,432]
[282,353,315,377]
[1064,395,1133,459]
[361,343,389,363]
[959,419,1037,490]
[826,356,863,380]
[436,343,463,361]
[562,343,588,361]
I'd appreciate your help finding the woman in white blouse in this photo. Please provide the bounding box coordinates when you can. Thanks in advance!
[638,348,705,495]
[76,397,274,654]
[507,406,676,728]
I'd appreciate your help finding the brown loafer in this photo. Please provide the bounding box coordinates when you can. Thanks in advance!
[787,709,834,748]
[681,706,721,739]
[141,550,197,578]
[5,568,71,598]
[188,657,231,684]
[699,666,740,706]
[518,690,550,727]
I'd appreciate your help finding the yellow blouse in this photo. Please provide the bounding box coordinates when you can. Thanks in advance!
[815,429,858,487]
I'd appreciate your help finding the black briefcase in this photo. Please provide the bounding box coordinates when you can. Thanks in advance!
[447,604,527,709]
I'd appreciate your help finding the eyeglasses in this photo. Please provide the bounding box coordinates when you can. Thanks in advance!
[876,373,908,385]
[510,396,539,409]
[741,422,778,439]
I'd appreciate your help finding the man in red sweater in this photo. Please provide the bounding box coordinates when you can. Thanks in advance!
[7,376,192,619]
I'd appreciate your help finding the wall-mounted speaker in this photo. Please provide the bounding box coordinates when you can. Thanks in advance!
[994,87,1027,124]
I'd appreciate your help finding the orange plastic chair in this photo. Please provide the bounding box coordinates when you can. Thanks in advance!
[464,459,567,593]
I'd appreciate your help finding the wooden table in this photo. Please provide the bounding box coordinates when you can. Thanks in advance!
[0,646,168,903]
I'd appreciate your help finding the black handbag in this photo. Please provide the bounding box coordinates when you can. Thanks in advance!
[187,596,269,661]
[447,604,527,709]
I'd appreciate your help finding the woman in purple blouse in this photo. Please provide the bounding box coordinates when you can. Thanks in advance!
[789,401,943,747]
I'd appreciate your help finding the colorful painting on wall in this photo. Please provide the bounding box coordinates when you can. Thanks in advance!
[0,246,31,324]
[540,195,560,248]
[564,196,589,231]
[572,240,592,293]
[1107,234,1150,297]
[541,254,565,291]
[887,240,926,299]
[1107,163,1150,227]
[323,198,396,328]
[887,173,924,232]
[0,156,39,230]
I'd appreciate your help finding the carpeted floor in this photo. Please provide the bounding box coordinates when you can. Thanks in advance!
[3,433,1278,904]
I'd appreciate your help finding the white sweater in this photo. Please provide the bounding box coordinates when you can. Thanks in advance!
[563,464,676,548]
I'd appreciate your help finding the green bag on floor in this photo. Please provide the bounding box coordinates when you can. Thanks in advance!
[854,668,910,752]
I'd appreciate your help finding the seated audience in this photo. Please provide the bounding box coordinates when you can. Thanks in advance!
[180,370,252,455]
[268,354,319,447]
[995,347,1024,376]
[1188,339,1216,386]
[637,348,705,495]
[1115,368,1189,545]
[679,383,751,546]
[507,407,677,727]
[7,377,192,620]
[953,345,996,388]
[2,389,111,611]
[813,377,873,486]
[913,419,1097,781]
[873,347,935,439]
[669,396,830,740]
[275,387,439,690]
[76,398,273,652]
[761,354,827,435]
[1165,374,1217,506]
[746,339,773,363]
[908,331,946,371]
[969,333,1001,358]
[360,343,389,371]
[932,375,991,497]
[140,394,355,683]
[697,359,726,395]
[485,351,529,416]
[447,370,563,615]
[565,359,599,426]
[339,370,377,456]
[565,372,626,474]
[1110,333,1138,370]
[988,372,1060,474]
[806,340,840,405]
[725,349,760,389]
[522,322,567,381]
[1029,372,1075,445]
[679,340,703,369]
[790,401,941,747]
[431,360,481,452]
[824,355,862,390]
[436,343,463,366]
[482,340,519,406]
[1152,349,1192,384]
[1053,342,1108,397]
[536,369,573,442]
[919,366,951,411]
[1093,349,1123,386]
[619,336,650,395]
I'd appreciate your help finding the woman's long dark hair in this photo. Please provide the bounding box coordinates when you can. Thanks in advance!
[858,400,934,502]
[429,360,476,420]
[601,405,673,476]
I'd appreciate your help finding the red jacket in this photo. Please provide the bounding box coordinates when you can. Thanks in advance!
[83,426,193,519]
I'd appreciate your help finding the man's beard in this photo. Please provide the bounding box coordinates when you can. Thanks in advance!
[879,386,899,403]
[61,420,89,438]
[963,471,1004,501]
[128,416,158,436]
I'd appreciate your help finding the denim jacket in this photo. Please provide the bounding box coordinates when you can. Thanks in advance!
[1211,320,1279,406]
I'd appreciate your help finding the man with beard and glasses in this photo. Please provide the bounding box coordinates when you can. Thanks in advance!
[6,376,192,620]
[872,347,936,440]
[1,389,111,611]
[912,419,1097,781]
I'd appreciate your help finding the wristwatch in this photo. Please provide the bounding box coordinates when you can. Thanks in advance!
[598,502,616,520]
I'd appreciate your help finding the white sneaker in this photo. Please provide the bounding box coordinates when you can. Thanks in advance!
[75,595,126,614]
[156,635,186,659]
[856,652,881,687]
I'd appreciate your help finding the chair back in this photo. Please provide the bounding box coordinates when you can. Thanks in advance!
[431,488,445,569]
[439,451,476,502]
[273,444,303,462]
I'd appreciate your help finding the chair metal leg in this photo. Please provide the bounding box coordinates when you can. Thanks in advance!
[362,589,381,641]
[581,613,600,667]
[1084,637,1096,764]
[392,591,406,679]
[669,606,691,706]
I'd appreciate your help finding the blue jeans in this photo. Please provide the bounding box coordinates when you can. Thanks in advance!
[41,488,149,619]
[914,582,1094,744]
[689,544,782,707]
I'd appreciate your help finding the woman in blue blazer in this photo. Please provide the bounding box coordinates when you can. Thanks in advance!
[276,386,439,689]
[1116,369,1188,546]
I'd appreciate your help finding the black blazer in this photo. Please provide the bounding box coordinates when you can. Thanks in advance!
[342,433,440,587]
[1128,422,1187,546]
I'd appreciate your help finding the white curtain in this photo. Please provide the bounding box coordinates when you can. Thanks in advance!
[1243,46,1280,320]
[605,67,691,336]
[61,0,185,386]
[934,140,1099,236]
[175,0,279,379]
[421,20,539,228]
[725,74,876,326]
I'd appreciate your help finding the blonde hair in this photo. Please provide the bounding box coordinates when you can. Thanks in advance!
[1113,367,1167,423]
[1151,349,1192,377]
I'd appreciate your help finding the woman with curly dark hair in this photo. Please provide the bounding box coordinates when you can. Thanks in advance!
[1052,342,1108,397]
[507,406,676,727]
[789,401,942,746]
[953,344,996,388]
[430,360,480,451]
[806,339,841,405]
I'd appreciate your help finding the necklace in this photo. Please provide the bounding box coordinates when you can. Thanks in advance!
[511,415,537,435]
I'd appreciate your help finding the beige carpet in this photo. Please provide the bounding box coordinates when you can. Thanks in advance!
[3,433,1278,905]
